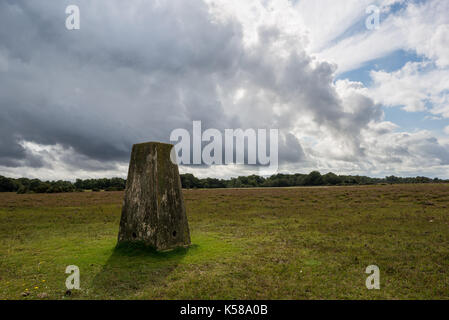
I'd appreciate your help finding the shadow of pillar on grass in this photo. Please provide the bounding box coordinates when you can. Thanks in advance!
[91,242,193,298]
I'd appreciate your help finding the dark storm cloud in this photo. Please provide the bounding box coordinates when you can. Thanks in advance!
[0,0,244,170]
[278,133,306,163]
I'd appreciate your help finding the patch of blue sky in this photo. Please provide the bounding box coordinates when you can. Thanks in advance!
[383,106,448,133]
[336,50,443,135]
[387,0,411,14]
[330,1,443,137]
[331,0,429,86]
[325,0,413,51]
[336,49,423,86]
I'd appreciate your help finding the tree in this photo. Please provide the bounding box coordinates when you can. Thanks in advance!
[0,176,17,192]
[181,174,202,188]
[323,172,340,185]
[386,175,400,184]
[304,171,323,186]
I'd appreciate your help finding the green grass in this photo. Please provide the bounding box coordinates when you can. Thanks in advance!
[1,184,449,299]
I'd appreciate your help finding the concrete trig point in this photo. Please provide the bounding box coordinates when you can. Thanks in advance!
[118,142,191,251]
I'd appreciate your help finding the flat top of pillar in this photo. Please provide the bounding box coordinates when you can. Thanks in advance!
[132,141,174,148]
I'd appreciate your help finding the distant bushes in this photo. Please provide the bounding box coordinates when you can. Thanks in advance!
[180,171,448,189]
[0,176,126,194]
[0,172,446,194]
[73,178,126,191]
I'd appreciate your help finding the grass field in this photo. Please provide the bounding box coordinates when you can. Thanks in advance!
[1,184,449,300]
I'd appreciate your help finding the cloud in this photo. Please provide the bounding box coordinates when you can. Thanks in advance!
[367,130,449,167]
[0,49,8,72]
[0,0,448,180]
[315,0,449,74]
[0,0,383,177]
[0,0,242,175]
[0,141,127,180]
[369,61,449,115]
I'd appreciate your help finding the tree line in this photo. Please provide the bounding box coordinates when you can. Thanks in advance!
[180,172,447,189]
[0,176,126,194]
[0,172,447,194]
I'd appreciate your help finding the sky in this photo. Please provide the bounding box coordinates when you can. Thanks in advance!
[0,0,448,180]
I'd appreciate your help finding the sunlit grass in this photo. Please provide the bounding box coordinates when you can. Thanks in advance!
[1,184,448,299]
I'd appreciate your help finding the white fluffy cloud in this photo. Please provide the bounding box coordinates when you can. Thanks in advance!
[444,126,449,135]
[369,62,449,114]
[315,0,449,74]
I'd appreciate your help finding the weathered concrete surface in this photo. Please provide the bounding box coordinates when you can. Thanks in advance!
[118,142,191,251]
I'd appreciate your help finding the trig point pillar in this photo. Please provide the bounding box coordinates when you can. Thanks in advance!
[118,142,191,251]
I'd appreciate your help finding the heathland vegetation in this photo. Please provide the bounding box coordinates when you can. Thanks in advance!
[0,172,447,194]
[1,184,448,299]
